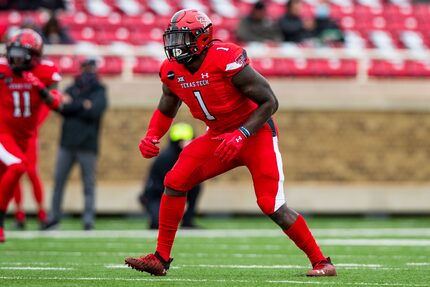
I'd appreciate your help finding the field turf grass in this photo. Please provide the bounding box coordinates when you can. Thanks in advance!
[0,216,429,286]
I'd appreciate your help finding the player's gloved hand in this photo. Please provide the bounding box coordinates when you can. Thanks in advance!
[139,136,160,158]
[22,72,46,91]
[213,129,247,162]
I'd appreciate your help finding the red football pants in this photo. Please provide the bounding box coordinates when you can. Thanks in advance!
[13,134,44,209]
[164,121,285,215]
[0,134,28,211]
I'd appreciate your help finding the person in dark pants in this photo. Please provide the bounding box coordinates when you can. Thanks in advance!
[43,58,107,230]
[139,123,202,229]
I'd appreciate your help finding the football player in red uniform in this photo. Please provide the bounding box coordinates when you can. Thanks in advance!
[0,29,63,242]
[125,9,336,277]
[13,104,50,229]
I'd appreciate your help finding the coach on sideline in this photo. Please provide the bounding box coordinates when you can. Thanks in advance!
[44,57,108,231]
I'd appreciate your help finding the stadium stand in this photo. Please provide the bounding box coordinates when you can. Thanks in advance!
[1,0,429,78]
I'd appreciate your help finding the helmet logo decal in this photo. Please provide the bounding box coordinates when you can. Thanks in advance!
[195,15,210,27]
[173,48,183,57]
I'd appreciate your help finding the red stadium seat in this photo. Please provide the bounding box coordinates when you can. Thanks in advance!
[4,0,430,78]
[98,56,123,75]
[133,57,163,74]
[46,55,80,75]
[95,56,123,75]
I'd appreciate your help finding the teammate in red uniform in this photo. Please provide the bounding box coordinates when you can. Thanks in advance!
[125,9,336,277]
[13,104,50,229]
[0,29,63,242]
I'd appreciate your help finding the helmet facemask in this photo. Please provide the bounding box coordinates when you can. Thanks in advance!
[7,46,37,73]
[163,24,212,64]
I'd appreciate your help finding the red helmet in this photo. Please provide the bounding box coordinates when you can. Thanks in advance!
[6,28,43,72]
[163,9,213,64]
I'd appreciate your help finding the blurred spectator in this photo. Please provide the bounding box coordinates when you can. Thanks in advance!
[314,0,344,45]
[6,0,40,10]
[236,1,282,43]
[278,0,315,43]
[0,0,8,10]
[41,13,74,44]
[44,58,107,231]
[2,17,42,44]
[138,123,202,230]
[21,17,43,35]
[0,0,65,10]
[40,0,66,11]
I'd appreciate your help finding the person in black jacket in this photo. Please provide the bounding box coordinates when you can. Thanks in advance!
[278,0,315,43]
[44,58,107,230]
[139,123,202,229]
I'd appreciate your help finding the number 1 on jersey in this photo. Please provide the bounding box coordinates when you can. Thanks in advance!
[12,91,32,118]
[193,90,215,121]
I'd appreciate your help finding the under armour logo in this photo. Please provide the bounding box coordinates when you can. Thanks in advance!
[177,76,185,82]
[235,136,243,143]
[201,73,209,79]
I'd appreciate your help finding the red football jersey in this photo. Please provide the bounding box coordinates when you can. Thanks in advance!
[0,58,61,139]
[160,42,257,135]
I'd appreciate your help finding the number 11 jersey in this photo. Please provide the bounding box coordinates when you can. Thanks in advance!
[0,57,61,139]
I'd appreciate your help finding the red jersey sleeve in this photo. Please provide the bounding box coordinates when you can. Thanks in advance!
[33,59,62,87]
[0,57,9,75]
[214,43,250,78]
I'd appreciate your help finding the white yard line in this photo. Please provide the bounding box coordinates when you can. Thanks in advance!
[5,228,430,239]
[180,264,306,269]
[318,239,430,246]
[0,276,427,286]
[4,237,430,247]
[406,263,430,266]
[1,251,428,260]
[267,280,428,286]
[0,267,73,270]
[0,251,132,256]
[106,263,423,271]
[335,264,383,268]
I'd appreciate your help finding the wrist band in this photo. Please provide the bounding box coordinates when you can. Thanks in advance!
[238,126,251,138]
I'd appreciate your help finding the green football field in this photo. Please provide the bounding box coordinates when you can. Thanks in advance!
[1,216,429,287]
